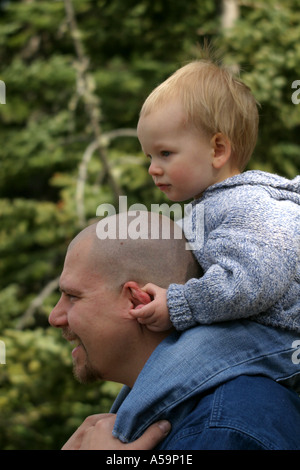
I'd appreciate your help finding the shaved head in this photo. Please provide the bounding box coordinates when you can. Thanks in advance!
[69,211,201,291]
[51,211,202,387]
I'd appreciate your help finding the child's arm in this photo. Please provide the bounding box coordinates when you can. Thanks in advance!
[167,191,299,332]
[129,284,173,332]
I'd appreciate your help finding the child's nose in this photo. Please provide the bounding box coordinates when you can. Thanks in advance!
[148,161,163,176]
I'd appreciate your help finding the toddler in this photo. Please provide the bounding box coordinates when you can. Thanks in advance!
[130,59,300,336]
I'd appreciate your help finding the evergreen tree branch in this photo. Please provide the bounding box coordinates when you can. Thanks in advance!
[16,277,60,330]
[63,0,123,209]
[76,129,137,227]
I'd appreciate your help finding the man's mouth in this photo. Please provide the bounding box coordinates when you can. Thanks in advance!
[62,330,83,355]
[71,341,83,357]
[69,338,81,346]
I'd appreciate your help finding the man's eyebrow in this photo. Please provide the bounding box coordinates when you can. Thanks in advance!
[59,285,82,296]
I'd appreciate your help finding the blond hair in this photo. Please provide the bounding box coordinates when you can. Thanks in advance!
[140,60,259,170]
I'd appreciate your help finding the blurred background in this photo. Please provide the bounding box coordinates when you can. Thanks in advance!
[0,0,299,450]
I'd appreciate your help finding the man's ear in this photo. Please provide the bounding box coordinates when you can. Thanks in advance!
[210,133,232,169]
[123,281,152,308]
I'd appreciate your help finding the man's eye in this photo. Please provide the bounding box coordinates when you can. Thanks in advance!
[67,294,78,302]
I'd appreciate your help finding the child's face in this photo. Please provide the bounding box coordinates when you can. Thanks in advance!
[137,100,216,201]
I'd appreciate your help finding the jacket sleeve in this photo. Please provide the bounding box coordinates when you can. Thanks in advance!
[167,192,299,331]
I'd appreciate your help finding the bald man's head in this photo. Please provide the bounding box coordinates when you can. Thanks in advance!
[69,211,201,291]
[51,212,201,386]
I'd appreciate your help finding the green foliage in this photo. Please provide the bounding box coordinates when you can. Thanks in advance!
[0,0,299,449]
[0,327,120,449]
[221,0,300,176]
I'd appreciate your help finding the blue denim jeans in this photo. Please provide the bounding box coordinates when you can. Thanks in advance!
[111,320,300,443]
[157,375,300,450]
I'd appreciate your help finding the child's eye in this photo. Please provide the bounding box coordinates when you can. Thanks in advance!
[161,151,171,157]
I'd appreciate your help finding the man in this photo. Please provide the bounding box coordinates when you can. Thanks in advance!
[49,212,300,450]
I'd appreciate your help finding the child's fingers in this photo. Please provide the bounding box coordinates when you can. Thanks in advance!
[136,316,153,325]
[129,304,154,319]
[130,312,155,325]
[141,283,160,297]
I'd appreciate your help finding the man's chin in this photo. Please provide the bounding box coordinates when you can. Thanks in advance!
[73,362,100,384]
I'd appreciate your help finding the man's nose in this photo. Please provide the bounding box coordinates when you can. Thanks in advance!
[148,160,163,176]
[49,297,68,328]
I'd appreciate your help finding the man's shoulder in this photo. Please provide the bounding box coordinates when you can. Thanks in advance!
[158,376,300,450]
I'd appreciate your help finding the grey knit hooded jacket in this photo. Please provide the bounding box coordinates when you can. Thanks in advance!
[167,171,300,333]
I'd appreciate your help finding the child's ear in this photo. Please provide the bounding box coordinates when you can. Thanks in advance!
[123,281,152,308]
[210,133,232,169]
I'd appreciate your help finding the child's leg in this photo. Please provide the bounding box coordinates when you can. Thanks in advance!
[165,320,300,393]
[111,320,300,442]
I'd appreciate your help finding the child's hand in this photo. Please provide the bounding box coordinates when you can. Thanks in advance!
[129,283,172,332]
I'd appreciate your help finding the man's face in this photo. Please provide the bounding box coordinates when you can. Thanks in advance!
[49,238,138,386]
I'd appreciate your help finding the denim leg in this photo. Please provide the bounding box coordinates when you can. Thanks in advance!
[112,320,300,443]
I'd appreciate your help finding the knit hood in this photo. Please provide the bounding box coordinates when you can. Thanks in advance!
[202,170,300,205]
